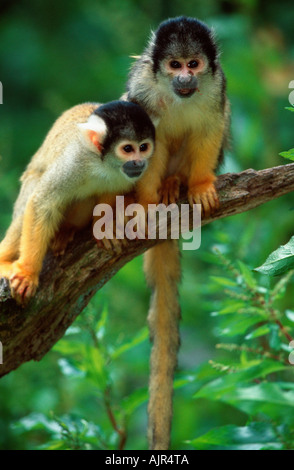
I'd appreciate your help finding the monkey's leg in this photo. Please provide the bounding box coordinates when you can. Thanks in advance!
[186,131,224,217]
[10,198,63,304]
[0,216,23,278]
[136,142,169,238]
[51,197,96,256]
[144,239,181,450]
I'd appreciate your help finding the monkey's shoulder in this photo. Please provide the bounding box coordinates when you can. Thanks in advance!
[52,102,100,127]
[27,103,100,168]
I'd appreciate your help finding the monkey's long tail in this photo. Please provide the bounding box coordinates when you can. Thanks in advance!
[144,239,181,450]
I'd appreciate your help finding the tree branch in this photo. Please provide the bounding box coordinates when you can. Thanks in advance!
[0,163,293,377]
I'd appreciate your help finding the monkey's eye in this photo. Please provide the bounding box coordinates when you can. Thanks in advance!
[123,145,134,153]
[169,60,181,69]
[140,143,149,152]
[188,60,199,68]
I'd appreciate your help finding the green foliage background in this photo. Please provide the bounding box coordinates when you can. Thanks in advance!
[0,0,293,450]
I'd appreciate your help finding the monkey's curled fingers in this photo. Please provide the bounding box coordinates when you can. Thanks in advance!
[95,218,128,255]
[10,265,38,305]
[159,175,181,206]
[96,233,125,255]
[188,182,219,218]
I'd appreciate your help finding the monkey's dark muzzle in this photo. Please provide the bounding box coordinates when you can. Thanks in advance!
[122,160,146,178]
[173,75,198,98]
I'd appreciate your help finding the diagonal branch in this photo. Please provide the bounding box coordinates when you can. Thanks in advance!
[0,162,293,377]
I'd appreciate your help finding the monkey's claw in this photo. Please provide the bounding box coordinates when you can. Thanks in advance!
[188,182,219,218]
[10,272,38,305]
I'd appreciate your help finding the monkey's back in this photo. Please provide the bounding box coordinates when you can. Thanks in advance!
[22,103,100,180]
[13,103,100,220]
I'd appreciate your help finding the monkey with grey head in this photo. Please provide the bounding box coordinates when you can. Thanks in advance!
[124,16,230,450]
[0,100,155,304]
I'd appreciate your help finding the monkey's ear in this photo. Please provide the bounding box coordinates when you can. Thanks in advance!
[150,115,160,128]
[77,115,107,154]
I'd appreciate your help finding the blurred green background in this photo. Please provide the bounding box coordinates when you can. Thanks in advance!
[0,0,293,450]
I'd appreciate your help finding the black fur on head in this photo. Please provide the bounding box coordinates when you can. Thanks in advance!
[151,16,218,75]
[94,101,155,156]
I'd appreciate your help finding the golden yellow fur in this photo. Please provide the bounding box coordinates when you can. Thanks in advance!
[125,16,230,450]
[0,101,155,304]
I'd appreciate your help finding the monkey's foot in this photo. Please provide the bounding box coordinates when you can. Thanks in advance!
[10,264,39,305]
[188,181,219,217]
[159,175,181,205]
[97,236,127,254]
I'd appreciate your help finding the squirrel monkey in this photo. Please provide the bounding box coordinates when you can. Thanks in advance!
[125,16,230,449]
[0,101,155,304]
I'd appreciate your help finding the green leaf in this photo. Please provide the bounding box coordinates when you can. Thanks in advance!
[210,276,237,287]
[237,260,257,288]
[211,302,245,316]
[53,341,87,357]
[269,324,281,351]
[83,346,109,389]
[245,324,270,340]
[188,422,283,450]
[255,236,294,276]
[216,314,264,337]
[95,304,108,339]
[279,148,294,161]
[111,327,148,359]
[217,382,294,422]
[285,106,294,112]
[121,387,148,416]
[13,413,60,434]
[194,361,285,400]
[44,441,67,450]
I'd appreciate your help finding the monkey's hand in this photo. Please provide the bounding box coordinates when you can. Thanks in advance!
[188,180,219,217]
[159,175,181,205]
[95,218,128,254]
[10,262,39,305]
[94,211,129,254]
